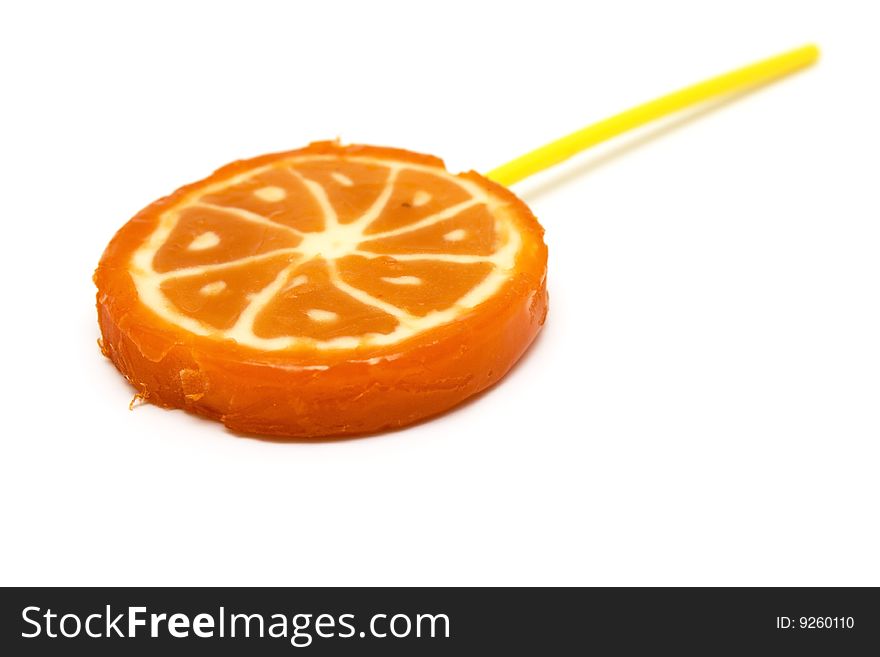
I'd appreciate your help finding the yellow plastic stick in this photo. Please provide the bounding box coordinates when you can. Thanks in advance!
[486,44,819,187]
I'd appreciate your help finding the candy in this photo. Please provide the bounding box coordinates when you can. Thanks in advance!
[95,142,548,438]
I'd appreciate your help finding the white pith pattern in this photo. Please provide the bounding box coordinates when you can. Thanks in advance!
[129,155,522,351]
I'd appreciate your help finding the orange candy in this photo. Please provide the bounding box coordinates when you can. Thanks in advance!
[94,142,548,438]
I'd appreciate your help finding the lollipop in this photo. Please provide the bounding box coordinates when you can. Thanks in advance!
[95,45,818,438]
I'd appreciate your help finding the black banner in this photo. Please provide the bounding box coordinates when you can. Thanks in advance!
[1,587,877,654]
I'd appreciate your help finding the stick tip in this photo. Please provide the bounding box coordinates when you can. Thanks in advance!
[800,43,821,64]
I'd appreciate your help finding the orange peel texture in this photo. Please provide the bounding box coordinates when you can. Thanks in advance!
[94,142,548,438]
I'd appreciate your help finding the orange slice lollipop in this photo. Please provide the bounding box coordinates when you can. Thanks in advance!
[95,142,548,438]
[94,46,819,439]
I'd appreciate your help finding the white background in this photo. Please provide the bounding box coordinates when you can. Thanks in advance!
[1,1,878,586]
